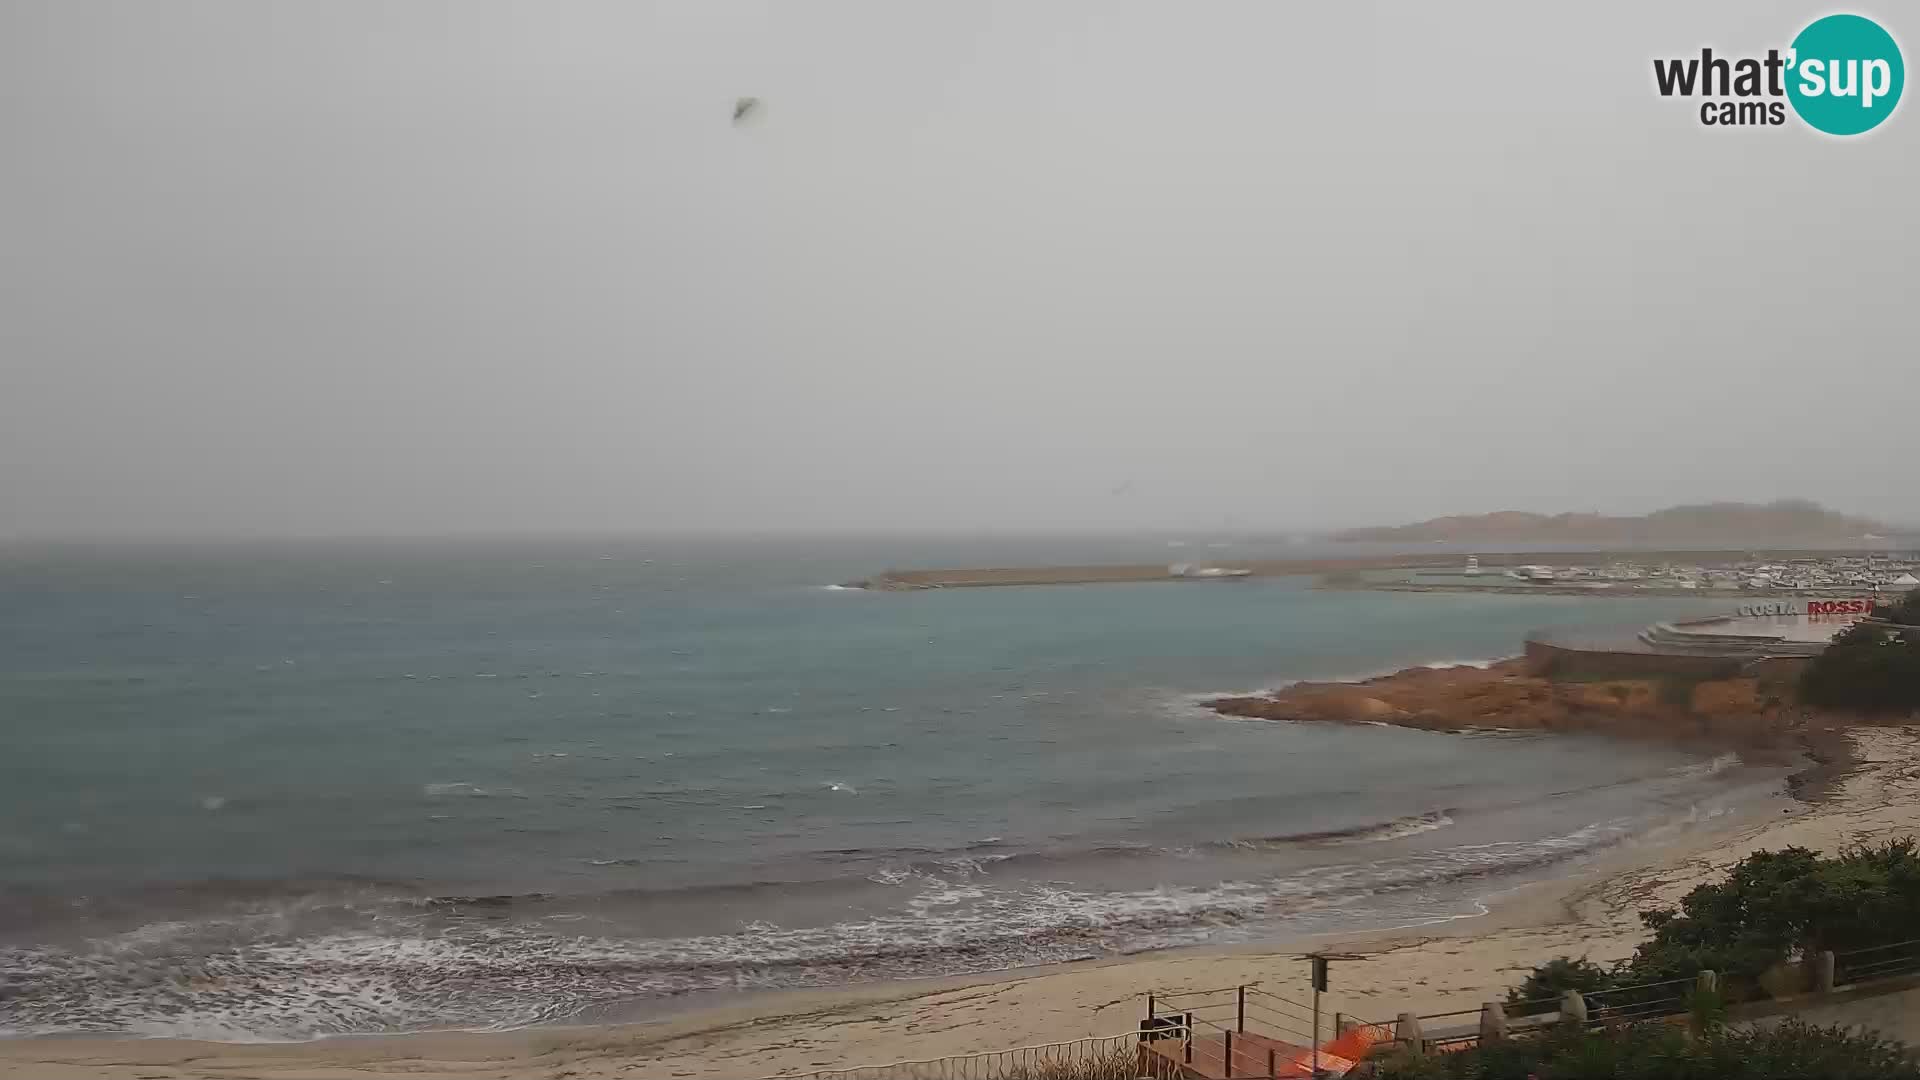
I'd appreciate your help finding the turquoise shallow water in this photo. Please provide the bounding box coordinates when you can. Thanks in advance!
[0,536,1774,1039]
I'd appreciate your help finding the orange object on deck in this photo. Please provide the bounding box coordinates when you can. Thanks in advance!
[1323,1021,1393,1063]
[1141,1026,1376,1078]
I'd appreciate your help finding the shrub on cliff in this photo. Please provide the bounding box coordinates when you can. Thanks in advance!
[1800,616,1920,713]
[1879,590,1920,624]
[1374,1020,1920,1080]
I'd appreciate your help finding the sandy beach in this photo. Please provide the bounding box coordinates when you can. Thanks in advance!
[3,724,1915,1080]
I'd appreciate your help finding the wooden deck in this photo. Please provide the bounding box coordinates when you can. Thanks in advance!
[1141,1029,1323,1078]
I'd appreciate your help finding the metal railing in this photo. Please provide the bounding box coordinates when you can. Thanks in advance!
[1147,988,1297,1077]
[1146,984,1322,1045]
[1358,940,1920,1065]
[1584,976,1695,1025]
[1141,984,1398,1077]
[1499,992,1569,1020]
[772,938,1920,1080]
[1834,938,1920,987]
[760,1031,1172,1080]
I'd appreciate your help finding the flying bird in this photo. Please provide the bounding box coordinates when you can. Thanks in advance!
[733,97,760,125]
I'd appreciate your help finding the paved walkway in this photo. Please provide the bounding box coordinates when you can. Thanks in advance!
[1745,983,1920,1047]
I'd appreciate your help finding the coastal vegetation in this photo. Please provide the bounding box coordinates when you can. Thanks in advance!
[1510,840,1920,1007]
[1335,499,1886,544]
[1376,1019,1920,1080]
[1799,591,1920,713]
[1371,840,1920,1077]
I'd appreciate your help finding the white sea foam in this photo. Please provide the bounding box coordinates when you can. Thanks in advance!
[424,782,487,798]
[0,817,1643,1042]
[1671,751,1742,782]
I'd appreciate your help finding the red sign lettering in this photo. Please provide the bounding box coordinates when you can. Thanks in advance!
[1807,599,1872,616]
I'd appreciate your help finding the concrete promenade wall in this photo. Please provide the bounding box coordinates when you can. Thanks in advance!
[1522,639,1810,682]
[1522,640,1738,680]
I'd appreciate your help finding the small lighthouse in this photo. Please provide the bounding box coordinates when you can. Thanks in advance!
[1465,555,1481,577]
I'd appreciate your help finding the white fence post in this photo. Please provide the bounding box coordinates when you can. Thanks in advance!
[1479,1000,1509,1043]
[1560,989,1588,1028]
[1394,1011,1425,1056]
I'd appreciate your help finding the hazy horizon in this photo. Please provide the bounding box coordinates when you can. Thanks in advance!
[3,497,1912,547]
[6,2,1914,541]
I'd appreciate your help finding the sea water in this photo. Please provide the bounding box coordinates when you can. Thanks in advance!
[0,535,1773,1040]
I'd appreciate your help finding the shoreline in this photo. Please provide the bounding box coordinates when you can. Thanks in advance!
[10,727,1917,1079]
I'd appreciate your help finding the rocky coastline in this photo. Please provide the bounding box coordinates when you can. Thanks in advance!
[1207,660,1864,795]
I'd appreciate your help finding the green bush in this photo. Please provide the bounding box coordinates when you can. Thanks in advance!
[1511,840,1920,1004]
[1883,591,1920,625]
[1632,840,1920,972]
[1505,957,1614,1016]
[1801,594,1920,713]
[1374,1020,1920,1080]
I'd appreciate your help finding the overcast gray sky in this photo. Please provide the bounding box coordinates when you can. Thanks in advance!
[3,2,1913,538]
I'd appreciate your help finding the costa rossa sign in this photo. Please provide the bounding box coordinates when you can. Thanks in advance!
[1808,598,1875,616]
[1737,598,1874,617]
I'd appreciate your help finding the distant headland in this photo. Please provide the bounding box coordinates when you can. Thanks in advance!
[1333,499,1886,544]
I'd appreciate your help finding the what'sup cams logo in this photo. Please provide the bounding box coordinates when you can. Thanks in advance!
[1654,13,1904,134]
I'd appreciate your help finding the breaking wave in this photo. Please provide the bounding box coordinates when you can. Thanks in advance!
[0,817,1622,1042]
[1180,657,1517,710]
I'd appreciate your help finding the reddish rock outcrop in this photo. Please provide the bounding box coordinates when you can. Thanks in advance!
[1208,660,1800,749]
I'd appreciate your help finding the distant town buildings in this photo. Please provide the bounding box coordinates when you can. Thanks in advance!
[1462,553,1920,592]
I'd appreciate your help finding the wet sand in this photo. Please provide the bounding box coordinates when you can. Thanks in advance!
[7,726,1916,1080]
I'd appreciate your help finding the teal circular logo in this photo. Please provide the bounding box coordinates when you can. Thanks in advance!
[1786,14,1904,135]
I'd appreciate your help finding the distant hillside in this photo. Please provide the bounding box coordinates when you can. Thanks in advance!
[1334,500,1887,544]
